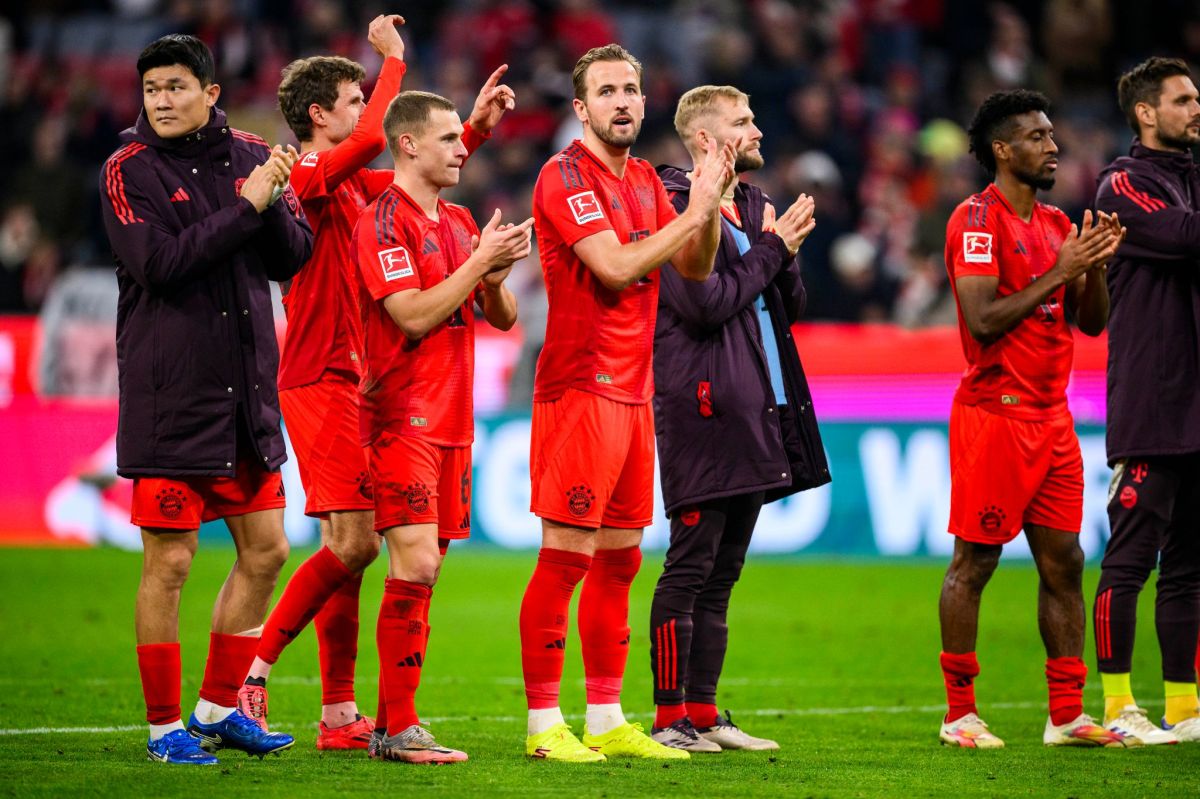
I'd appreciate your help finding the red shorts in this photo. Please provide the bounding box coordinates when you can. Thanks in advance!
[530,388,655,530]
[131,458,286,531]
[948,402,1083,544]
[280,372,373,517]
[368,432,471,539]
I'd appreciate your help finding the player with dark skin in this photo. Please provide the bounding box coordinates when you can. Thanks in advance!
[940,108,1124,667]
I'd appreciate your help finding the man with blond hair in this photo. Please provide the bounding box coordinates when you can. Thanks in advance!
[647,85,828,753]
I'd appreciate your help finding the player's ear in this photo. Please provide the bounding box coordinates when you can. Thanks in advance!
[399,131,418,158]
[1134,101,1156,132]
[992,139,1008,168]
[205,82,220,108]
[572,97,588,124]
[308,102,325,129]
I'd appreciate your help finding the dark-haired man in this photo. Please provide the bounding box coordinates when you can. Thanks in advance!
[236,13,514,750]
[1092,56,1200,744]
[519,43,734,763]
[936,89,1126,748]
[352,90,528,764]
[100,34,312,764]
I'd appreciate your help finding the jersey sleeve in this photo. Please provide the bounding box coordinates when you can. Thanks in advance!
[535,161,614,247]
[356,205,422,302]
[289,58,406,201]
[946,200,1001,279]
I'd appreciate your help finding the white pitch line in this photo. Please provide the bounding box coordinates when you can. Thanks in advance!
[0,702,1046,736]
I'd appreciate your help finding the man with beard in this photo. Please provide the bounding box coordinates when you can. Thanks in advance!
[1091,57,1200,744]
[937,89,1127,749]
[520,44,735,762]
[647,85,829,753]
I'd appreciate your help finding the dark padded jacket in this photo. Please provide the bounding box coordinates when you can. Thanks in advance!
[1095,140,1200,463]
[652,166,830,515]
[100,108,313,478]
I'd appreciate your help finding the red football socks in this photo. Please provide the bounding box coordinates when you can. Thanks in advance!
[940,651,980,723]
[655,703,687,729]
[687,702,719,729]
[377,578,431,735]
[1046,656,1087,725]
[137,642,182,724]
[200,632,260,707]
[257,546,354,667]
[374,671,388,734]
[519,548,591,709]
[579,546,642,705]
[314,570,362,705]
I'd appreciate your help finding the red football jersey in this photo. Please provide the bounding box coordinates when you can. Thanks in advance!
[532,140,678,405]
[352,184,481,447]
[946,183,1074,420]
[279,57,487,390]
[278,57,406,390]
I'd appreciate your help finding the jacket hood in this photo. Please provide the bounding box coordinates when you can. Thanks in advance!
[121,107,230,150]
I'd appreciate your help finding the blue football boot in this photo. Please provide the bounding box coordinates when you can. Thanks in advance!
[147,728,219,764]
[187,709,295,758]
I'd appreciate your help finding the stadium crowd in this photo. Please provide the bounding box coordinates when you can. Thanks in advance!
[2,0,1198,325]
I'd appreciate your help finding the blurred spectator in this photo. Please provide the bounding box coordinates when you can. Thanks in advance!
[0,0,1179,336]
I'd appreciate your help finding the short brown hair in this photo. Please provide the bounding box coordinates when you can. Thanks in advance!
[673,85,749,141]
[571,43,643,102]
[1118,57,1193,135]
[383,91,458,157]
[278,56,366,142]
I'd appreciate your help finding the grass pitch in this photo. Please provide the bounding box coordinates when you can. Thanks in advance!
[0,546,1196,797]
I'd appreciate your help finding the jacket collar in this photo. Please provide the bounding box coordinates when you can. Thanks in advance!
[122,107,232,155]
[656,163,752,204]
[1130,138,1195,172]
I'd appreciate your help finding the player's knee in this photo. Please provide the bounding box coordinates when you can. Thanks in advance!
[241,536,291,578]
[333,535,380,572]
[406,557,440,587]
[1042,545,1084,592]
[146,546,194,590]
[948,547,1000,590]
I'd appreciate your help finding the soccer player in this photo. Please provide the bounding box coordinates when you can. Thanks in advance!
[99,35,312,764]
[520,44,735,763]
[1091,56,1200,744]
[937,89,1127,749]
[353,90,530,763]
[647,85,829,753]
[236,14,514,749]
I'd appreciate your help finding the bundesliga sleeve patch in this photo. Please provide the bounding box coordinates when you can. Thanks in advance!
[567,191,605,225]
[378,246,415,281]
[300,151,319,167]
[963,232,993,263]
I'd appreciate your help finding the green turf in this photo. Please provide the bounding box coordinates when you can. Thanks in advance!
[0,546,1195,797]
